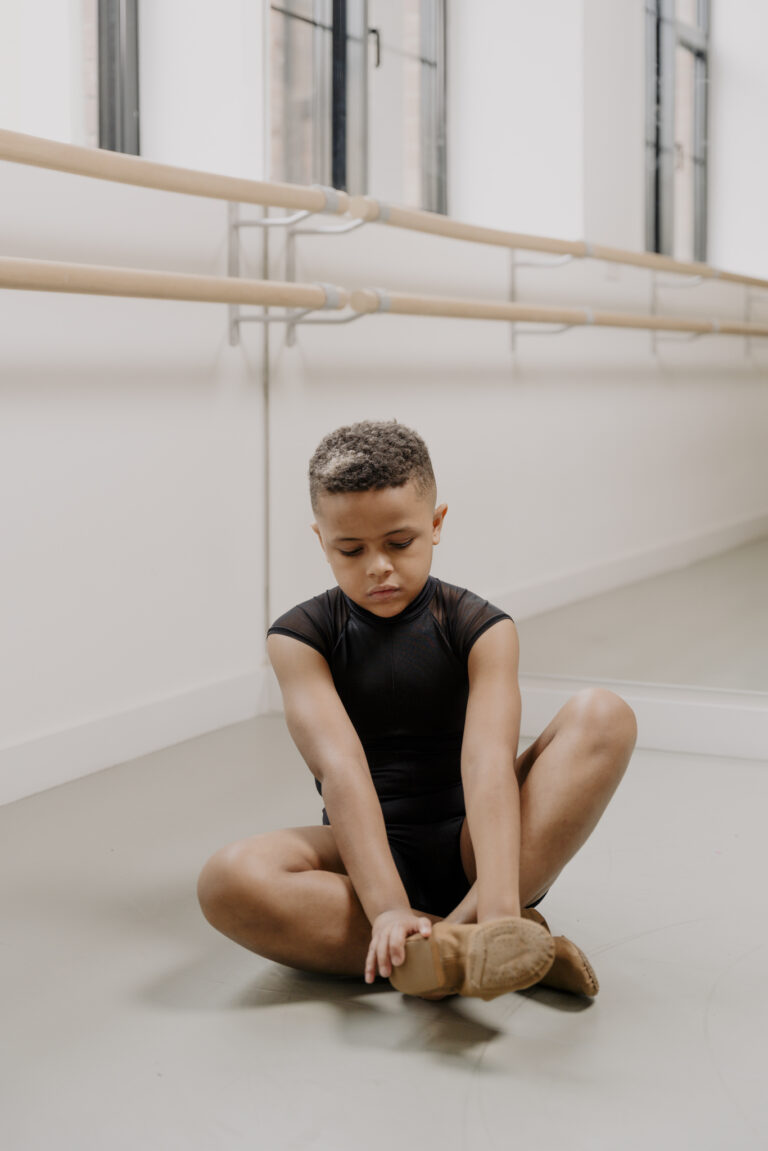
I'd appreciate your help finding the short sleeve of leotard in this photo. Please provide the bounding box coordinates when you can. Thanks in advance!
[433,579,514,663]
[266,589,347,661]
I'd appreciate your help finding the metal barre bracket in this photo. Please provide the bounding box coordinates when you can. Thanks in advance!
[653,330,707,345]
[745,286,757,364]
[284,214,370,346]
[228,281,360,345]
[653,272,707,289]
[509,250,582,353]
[232,185,344,232]
[227,197,372,346]
[511,309,594,342]
[650,268,707,355]
[512,322,576,338]
[653,320,723,345]
[512,254,576,270]
[227,191,366,342]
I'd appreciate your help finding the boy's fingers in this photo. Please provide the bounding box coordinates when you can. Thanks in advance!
[377,937,391,977]
[368,917,434,979]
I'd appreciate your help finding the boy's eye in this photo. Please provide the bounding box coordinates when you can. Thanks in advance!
[338,539,413,558]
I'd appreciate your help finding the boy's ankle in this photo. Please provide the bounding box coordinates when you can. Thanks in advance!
[477,904,522,924]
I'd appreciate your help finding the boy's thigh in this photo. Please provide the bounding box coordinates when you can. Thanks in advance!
[216,823,349,878]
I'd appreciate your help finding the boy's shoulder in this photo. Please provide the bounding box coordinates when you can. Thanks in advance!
[267,585,348,659]
[429,578,514,653]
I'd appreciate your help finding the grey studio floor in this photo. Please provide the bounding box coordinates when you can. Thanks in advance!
[3,543,768,1151]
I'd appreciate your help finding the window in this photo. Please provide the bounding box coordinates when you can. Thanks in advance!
[97,0,140,155]
[646,0,710,262]
[270,0,447,212]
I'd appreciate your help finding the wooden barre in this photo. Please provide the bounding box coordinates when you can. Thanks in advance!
[350,289,768,337]
[1,257,765,338]
[3,128,766,293]
[0,256,348,309]
[347,197,768,293]
[0,128,349,215]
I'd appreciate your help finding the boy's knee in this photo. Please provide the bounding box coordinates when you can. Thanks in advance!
[197,842,261,926]
[197,849,229,923]
[571,688,637,756]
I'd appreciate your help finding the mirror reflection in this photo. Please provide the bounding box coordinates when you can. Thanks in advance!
[517,538,768,693]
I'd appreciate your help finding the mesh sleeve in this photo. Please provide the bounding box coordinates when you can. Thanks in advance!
[266,590,343,661]
[438,580,513,662]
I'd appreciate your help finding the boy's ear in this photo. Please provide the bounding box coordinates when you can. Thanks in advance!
[432,502,448,544]
[311,522,328,558]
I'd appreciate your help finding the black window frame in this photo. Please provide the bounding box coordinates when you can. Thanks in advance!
[98,0,140,155]
[646,0,710,261]
[271,0,447,211]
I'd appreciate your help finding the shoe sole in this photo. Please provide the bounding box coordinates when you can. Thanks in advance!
[389,918,555,1000]
[466,918,556,999]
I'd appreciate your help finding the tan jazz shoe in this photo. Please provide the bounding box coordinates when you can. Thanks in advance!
[388,916,555,1002]
[521,908,600,997]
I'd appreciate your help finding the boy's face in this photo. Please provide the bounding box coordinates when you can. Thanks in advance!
[312,480,447,617]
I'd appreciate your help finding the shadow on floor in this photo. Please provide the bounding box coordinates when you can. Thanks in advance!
[142,947,594,1058]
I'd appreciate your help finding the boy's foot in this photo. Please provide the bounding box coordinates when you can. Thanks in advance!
[388,916,555,1001]
[521,908,600,996]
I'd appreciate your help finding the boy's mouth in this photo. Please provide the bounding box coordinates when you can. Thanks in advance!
[369,585,399,597]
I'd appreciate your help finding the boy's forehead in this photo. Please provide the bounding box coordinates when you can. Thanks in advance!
[315,482,432,534]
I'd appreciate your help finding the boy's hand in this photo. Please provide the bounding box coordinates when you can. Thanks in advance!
[364,910,433,983]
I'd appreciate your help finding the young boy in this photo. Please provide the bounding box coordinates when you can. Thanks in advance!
[198,421,637,1000]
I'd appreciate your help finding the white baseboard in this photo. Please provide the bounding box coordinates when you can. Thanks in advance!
[0,668,274,808]
[499,512,768,620]
[520,674,768,761]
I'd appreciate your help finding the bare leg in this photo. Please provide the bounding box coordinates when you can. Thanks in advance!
[197,825,442,979]
[447,688,637,924]
[197,689,636,978]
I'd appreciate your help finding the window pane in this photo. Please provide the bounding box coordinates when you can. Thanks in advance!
[270,1,332,186]
[270,0,445,206]
[82,0,99,147]
[673,44,696,262]
[675,0,699,27]
[368,0,444,210]
[345,0,369,193]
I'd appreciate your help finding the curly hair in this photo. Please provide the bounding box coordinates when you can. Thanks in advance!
[309,420,437,511]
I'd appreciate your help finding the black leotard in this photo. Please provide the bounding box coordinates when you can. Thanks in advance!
[267,575,512,825]
[267,575,526,916]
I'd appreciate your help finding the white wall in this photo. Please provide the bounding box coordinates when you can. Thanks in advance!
[0,159,269,805]
[267,223,768,626]
[139,0,267,178]
[708,0,768,278]
[447,0,584,238]
[0,0,87,145]
[2,0,768,805]
[583,0,645,250]
[447,0,646,250]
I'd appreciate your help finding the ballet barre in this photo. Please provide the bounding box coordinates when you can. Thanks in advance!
[349,289,768,338]
[347,197,768,294]
[2,257,766,341]
[0,128,348,216]
[0,256,348,312]
[2,129,767,295]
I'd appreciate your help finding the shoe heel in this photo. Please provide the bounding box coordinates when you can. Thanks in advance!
[388,933,445,996]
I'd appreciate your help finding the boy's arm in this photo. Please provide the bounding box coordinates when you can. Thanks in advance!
[460,619,523,920]
[266,633,411,925]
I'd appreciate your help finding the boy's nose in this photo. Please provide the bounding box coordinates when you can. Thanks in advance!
[367,552,394,577]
